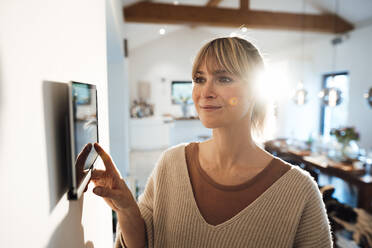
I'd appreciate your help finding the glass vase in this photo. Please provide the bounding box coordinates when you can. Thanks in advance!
[181,102,188,117]
[340,140,359,163]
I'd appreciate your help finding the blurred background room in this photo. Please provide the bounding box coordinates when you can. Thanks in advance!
[1,0,372,247]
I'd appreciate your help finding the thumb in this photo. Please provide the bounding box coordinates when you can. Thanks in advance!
[93,186,120,200]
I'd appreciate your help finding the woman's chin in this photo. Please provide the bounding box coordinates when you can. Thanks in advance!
[199,118,225,129]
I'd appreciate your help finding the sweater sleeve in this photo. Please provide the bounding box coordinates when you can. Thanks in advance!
[114,170,156,248]
[294,176,334,248]
[137,174,155,248]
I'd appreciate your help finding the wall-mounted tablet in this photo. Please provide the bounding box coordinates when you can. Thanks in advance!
[67,81,99,200]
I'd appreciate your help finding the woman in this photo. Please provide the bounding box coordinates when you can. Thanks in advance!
[91,37,333,248]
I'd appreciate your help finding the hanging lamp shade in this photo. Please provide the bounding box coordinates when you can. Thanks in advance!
[292,82,308,105]
[364,87,372,107]
[317,0,344,108]
[293,89,308,105]
[318,87,343,107]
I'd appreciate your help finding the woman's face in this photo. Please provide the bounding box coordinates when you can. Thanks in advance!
[192,60,254,129]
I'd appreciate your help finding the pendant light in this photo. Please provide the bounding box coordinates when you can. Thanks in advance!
[364,88,372,108]
[319,0,343,107]
[292,0,308,105]
[293,83,308,105]
[318,87,343,107]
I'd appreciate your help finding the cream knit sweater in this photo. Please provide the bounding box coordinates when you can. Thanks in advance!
[115,143,333,248]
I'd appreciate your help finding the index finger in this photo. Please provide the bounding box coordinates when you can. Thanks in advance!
[94,142,120,176]
[76,143,92,169]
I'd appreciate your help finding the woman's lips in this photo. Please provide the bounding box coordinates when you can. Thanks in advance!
[200,105,222,111]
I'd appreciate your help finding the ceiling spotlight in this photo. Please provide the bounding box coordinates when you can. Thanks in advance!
[173,1,179,5]
[230,32,237,37]
[159,28,166,35]
[241,27,248,32]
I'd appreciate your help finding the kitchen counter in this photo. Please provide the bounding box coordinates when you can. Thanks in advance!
[129,116,211,150]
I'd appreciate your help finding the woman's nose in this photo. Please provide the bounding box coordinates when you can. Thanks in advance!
[201,80,216,99]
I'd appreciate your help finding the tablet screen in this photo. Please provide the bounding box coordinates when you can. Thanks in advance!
[71,82,99,185]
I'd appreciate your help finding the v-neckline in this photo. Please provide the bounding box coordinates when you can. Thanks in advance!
[181,142,296,229]
[194,142,277,191]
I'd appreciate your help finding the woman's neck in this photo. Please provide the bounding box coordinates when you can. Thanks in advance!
[202,117,272,171]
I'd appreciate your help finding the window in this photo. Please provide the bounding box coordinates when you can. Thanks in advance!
[319,72,349,140]
[171,81,193,105]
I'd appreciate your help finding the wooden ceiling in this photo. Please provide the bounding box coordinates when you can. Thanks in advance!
[123,0,354,33]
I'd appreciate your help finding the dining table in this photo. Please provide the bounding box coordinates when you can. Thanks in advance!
[264,139,372,214]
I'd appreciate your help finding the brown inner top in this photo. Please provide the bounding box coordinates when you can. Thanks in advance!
[185,142,292,226]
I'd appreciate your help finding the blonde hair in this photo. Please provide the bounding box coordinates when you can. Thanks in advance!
[192,37,267,137]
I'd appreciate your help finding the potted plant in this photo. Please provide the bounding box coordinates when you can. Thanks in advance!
[330,126,360,163]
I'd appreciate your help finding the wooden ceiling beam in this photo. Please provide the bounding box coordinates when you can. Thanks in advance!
[206,0,223,7]
[124,2,354,33]
[240,0,249,11]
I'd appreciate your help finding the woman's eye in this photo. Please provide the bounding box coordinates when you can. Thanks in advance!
[219,76,232,83]
[193,77,205,84]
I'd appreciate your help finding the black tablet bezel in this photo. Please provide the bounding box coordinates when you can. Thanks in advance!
[67,81,99,200]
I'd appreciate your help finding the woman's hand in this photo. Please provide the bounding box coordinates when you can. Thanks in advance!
[75,143,92,193]
[92,143,147,247]
[91,142,137,213]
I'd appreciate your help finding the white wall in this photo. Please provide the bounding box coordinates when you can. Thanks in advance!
[0,0,113,247]
[106,0,130,178]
